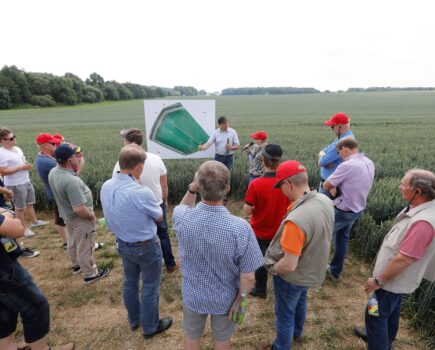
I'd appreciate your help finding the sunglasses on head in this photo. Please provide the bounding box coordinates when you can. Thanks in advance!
[2,135,16,141]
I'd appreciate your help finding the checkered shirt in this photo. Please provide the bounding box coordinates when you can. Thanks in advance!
[173,202,263,315]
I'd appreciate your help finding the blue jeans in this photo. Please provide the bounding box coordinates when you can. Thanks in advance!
[156,202,176,268]
[365,289,403,350]
[272,276,308,350]
[329,208,362,278]
[117,237,162,335]
[214,154,234,171]
[0,261,50,343]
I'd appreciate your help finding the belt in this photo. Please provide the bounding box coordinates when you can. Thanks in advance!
[334,206,353,213]
[119,238,153,245]
[216,154,233,157]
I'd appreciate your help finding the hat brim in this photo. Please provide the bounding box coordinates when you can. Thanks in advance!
[324,120,335,126]
[272,181,281,189]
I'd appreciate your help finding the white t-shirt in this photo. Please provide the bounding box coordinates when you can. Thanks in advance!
[113,152,167,204]
[0,146,30,186]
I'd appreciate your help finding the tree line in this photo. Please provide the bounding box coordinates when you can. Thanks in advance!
[0,65,204,110]
[347,87,435,93]
[221,87,320,95]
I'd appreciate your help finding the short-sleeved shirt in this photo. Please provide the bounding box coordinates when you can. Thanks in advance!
[206,127,240,156]
[101,173,163,242]
[0,147,30,186]
[244,172,290,240]
[399,221,435,259]
[113,152,166,204]
[326,153,375,213]
[173,202,263,315]
[280,221,306,256]
[48,166,93,222]
[319,130,355,180]
[35,153,57,200]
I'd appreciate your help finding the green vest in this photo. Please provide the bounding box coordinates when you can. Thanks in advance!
[264,191,334,287]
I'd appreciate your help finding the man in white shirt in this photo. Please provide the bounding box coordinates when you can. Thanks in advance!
[112,128,180,273]
[198,116,240,171]
[0,127,47,237]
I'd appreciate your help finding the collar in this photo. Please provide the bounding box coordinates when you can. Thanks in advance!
[262,172,276,178]
[197,201,230,214]
[113,172,137,182]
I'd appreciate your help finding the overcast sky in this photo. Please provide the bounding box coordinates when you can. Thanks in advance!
[2,0,435,92]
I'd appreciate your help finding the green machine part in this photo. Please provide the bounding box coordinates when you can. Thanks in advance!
[150,102,210,155]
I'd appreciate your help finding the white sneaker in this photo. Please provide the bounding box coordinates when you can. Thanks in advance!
[95,242,104,251]
[24,228,36,237]
[31,220,48,228]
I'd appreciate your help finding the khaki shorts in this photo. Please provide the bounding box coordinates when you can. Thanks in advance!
[7,183,36,210]
[183,306,236,342]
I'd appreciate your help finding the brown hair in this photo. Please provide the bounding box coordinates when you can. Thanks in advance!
[119,144,146,170]
[0,127,12,140]
[124,128,143,146]
[336,137,358,150]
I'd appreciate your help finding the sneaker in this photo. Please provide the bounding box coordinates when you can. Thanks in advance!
[143,316,172,338]
[31,220,48,228]
[71,265,82,275]
[83,267,110,285]
[326,266,341,282]
[95,242,104,251]
[24,228,36,237]
[166,261,181,274]
[249,288,267,299]
[353,326,368,343]
[20,248,40,259]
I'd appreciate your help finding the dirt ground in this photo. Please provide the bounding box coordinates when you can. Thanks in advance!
[13,204,431,350]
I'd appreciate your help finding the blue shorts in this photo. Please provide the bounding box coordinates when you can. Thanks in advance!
[0,261,50,343]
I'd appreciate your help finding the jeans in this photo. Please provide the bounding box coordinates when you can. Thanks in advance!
[214,154,234,171]
[0,261,50,343]
[272,276,308,350]
[365,289,403,350]
[253,238,271,294]
[329,208,362,278]
[117,237,162,335]
[156,202,176,268]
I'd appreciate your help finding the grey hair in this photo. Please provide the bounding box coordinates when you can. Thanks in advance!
[405,168,435,200]
[287,172,308,187]
[197,161,230,201]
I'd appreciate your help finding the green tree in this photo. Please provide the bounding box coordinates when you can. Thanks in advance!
[49,77,78,105]
[0,65,31,104]
[0,87,12,109]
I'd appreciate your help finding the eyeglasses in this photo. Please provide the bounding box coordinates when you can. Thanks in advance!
[2,135,16,141]
[49,143,56,146]
[278,180,289,188]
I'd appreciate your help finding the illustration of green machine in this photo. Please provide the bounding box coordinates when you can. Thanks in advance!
[149,102,210,155]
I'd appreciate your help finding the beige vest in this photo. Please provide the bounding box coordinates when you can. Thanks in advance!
[264,191,334,287]
[373,199,435,294]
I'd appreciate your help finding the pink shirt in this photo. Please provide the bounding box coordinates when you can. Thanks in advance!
[399,221,435,259]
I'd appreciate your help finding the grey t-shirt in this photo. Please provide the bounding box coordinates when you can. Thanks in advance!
[48,166,93,222]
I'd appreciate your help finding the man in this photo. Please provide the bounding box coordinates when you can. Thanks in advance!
[318,112,355,197]
[0,211,74,350]
[263,160,334,350]
[173,161,263,350]
[49,143,109,284]
[102,144,172,338]
[243,144,289,299]
[246,131,268,182]
[0,127,48,237]
[198,116,240,171]
[354,169,435,350]
[323,138,375,281]
[112,128,179,273]
[35,133,68,248]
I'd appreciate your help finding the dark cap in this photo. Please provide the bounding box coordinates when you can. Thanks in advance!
[54,143,81,162]
[262,144,283,160]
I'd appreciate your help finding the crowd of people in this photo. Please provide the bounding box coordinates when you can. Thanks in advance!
[0,113,434,350]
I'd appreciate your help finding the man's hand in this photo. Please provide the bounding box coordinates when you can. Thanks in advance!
[329,187,337,197]
[365,278,381,293]
[226,143,232,150]
[326,162,335,169]
[319,150,326,158]
[22,163,32,171]
[228,291,241,320]
[198,144,204,151]
[3,188,13,201]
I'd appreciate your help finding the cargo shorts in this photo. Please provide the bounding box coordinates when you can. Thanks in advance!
[7,182,36,209]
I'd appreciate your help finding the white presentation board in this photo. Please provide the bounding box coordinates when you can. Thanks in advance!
[144,100,215,159]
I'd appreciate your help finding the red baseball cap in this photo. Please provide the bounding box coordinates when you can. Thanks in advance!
[273,160,307,188]
[52,134,65,142]
[250,131,267,140]
[324,112,350,126]
[35,133,60,145]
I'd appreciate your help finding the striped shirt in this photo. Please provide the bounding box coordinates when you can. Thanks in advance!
[173,202,263,314]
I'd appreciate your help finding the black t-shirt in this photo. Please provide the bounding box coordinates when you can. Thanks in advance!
[0,178,8,209]
[0,214,22,270]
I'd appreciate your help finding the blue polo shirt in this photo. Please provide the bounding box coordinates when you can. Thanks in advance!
[35,153,57,200]
[100,172,163,242]
[319,130,355,180]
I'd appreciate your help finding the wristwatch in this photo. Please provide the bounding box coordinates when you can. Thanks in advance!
[374,277,385,287]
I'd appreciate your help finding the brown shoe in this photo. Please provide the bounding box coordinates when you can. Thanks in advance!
[166,262,181,274]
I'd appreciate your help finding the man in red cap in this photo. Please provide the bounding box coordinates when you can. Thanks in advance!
[263,160,334,349]
[245,131,268,182]
[318,112,355,197]
[35,133,68,248]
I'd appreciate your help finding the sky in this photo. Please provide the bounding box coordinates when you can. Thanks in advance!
[2,0,435,93]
